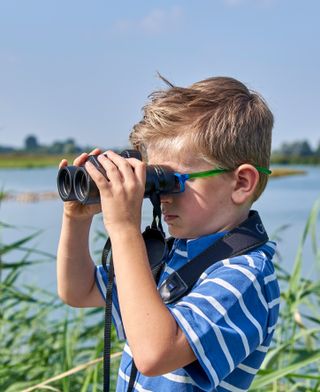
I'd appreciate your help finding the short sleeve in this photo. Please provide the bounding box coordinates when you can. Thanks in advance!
[95,265,126,340]
[167,256,270,390]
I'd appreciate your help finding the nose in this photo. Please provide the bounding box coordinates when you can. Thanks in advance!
[160,193,174,204]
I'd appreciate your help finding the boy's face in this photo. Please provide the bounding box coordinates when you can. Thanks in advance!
[148,150,239,239]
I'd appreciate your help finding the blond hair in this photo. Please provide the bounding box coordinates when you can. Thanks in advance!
[130,75,274,200]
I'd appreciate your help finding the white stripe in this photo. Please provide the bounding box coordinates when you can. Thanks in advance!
[257,344,269,353]
[123,343,132,356]
[265,241,276,251]
[96,268,106,297]
[268,297,280,309]
[187,237,199,243]
[259,251,267,260]
[222,263,268,312]
[219,380,247,392]
[244,255,255,268]
[178,300,235,371]
[238,363,259,375]
[112,303,125,339]
[124,346,197,386]
[118,368,152,392]
[206,278,264,343]
[188,292,250,356]
[163,265,175,275]
[171,307,220,386]
[96,268,125,339]
[199,271,208,281]
[163,372,195,385]
[264,272,277,284]
[268,324,277,334]
[175,249,188,257]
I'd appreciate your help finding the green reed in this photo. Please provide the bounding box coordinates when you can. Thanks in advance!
[252,197,320,391]
[1,198,320,391]
[0,221,122,392]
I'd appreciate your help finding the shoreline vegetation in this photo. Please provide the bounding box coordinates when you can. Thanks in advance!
[0,154,307,202]
[0,151,320,169]
[0,154,309,203]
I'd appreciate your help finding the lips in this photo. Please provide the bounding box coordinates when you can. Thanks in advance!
[163,214,178,223]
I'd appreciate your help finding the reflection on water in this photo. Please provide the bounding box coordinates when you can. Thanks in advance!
[1,165,320,291]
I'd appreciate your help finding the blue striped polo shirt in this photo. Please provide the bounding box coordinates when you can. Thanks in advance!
[95,230,280,391]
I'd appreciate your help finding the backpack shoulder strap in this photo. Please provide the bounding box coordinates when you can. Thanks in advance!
[158,210,268,304]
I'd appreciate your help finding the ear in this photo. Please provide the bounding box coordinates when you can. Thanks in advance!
[231,164,259,205]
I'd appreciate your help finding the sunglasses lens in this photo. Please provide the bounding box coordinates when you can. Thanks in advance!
[160,174,184,194]
[173,176,183,193]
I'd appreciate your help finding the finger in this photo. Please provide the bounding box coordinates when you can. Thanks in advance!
[107,153,146,196]
[97,153,123,183]
[104,150,135,180]
[105,152,147,193]
[85,160,111,192]
[59,159,68,169]
[73,152,89,166]
[89,148,102,156]
[126,158,146,187]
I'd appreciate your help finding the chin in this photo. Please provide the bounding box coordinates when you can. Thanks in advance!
[167,227,195,240]
[168,227,186,239]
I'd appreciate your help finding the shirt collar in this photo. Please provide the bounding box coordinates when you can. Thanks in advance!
[174,231,228,260]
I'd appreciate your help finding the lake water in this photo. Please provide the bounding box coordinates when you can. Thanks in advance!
[1,165,320,292]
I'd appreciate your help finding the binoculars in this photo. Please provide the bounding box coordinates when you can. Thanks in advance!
[57,150,178,205]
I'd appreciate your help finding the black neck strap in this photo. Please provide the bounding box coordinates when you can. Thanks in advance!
[101,238,114,392]
[149,192,165,236]
[102,192,165,392]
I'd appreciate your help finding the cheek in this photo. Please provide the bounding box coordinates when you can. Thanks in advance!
[187,182,231,213]
[179,189,210,219]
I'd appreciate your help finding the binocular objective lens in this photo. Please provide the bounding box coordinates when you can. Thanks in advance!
[59,170,72,198]
[74,170,89,202]
[63,175,71,195]
[79,174,88,199]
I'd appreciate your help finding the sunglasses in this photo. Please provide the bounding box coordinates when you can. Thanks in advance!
[169,166,272,194]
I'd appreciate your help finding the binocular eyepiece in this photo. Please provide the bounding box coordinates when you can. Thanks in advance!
[57,149,178,205]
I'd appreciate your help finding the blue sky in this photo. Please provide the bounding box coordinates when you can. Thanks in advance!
[0,0,319,151]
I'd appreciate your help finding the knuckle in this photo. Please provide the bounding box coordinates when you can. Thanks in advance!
[95,175,108,188]
[107,164,118,173]
[140,161,147,170]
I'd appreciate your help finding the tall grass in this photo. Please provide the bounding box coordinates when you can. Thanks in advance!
[0,220,123,392]
[1,198,320,391]
[252,198,320,391]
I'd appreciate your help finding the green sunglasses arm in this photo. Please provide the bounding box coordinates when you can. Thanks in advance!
[254,166,272,175]
[187,168,230,179]
[183,166,271,181]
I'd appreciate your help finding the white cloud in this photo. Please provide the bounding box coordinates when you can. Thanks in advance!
[114,6,184,35]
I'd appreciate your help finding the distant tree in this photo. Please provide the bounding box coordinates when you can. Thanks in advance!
[63,139,77,154]
[297,140,314,156]
[279,140,313,157]
[25,135,39,151]
[49,141,64,154]
[315,140,320,157]
[0,145,14,153]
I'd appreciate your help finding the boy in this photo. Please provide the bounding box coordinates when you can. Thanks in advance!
[57,76,280,391]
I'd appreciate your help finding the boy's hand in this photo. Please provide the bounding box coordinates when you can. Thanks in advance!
[59,148,102,221]
[84,150,146,233]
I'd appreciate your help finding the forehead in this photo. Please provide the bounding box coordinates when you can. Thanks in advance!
[147,148,213,172]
